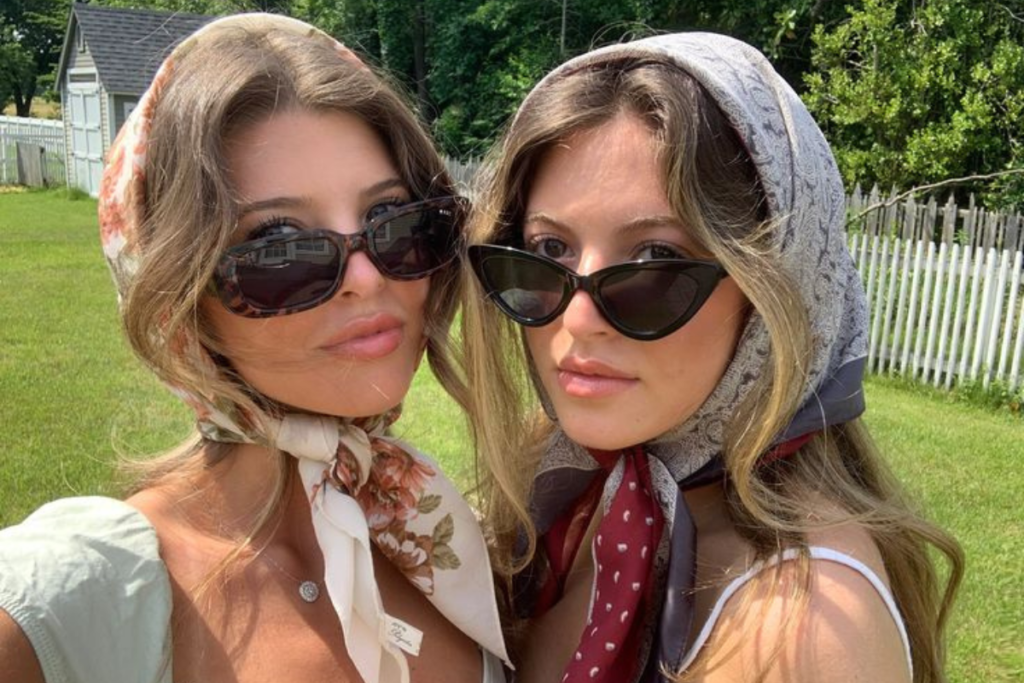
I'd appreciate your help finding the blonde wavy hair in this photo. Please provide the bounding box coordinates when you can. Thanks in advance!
[461,56,962,682]
[115,21,465,579]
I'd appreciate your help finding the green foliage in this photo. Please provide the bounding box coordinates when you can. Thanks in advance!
[0,35,35,111]
[0,0,67,115]
[647,0,849,85]
[416,0,850,155]
[16,0,1024,202]
[303,0,838,156]
[31,0,840,155]
[804,0,1024,207]
[57,185,91,201]
[948,377,1024,417]
[94,0,287,13]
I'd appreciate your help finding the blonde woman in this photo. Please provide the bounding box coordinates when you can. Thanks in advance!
[0,15,509,683]
[463,34,962,682]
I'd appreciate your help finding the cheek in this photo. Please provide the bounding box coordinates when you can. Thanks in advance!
[205,298,274,352]
[652,283,750,406]
[707,280,750,351]
[525,326,556,376]
[397,279,432,332]
[201,296,327,391]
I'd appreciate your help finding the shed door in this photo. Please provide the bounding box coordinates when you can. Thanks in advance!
[67,81,103,196]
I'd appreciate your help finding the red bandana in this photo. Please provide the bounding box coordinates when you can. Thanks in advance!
[537,446,665,683]
[532,433,817,682]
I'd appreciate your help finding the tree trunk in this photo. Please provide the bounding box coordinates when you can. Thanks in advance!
[810,0,827,22]
[14,85,33,118]
[412,0,431,122]
[561,0,568,57]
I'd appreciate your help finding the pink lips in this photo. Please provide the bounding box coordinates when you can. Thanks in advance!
[556,356,637,399]
[320,314,404,361]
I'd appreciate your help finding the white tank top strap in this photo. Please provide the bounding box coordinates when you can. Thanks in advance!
[676,546,913,678]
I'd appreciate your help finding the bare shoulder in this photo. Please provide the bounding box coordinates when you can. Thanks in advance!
[696,526,911,683]
[125,487,222,590]
[0,609,46,683]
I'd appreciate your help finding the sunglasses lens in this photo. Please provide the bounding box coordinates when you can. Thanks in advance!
[478,251,567,322]
[373,203,460,277]
[471,246,723,339]
[599,264,702,335]
[236,237,341,311]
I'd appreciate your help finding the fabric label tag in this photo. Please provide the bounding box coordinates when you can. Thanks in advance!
[385,614,423,657]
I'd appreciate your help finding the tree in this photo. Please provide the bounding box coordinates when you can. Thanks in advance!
[804,0,1024,207]
[647,0,850,87]
[94,0,290,13]
[0,0,67,116]
[427,0,670,156]
[422,0,850,156]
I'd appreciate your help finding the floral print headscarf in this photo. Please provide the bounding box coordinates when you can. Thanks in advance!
[97,13,509,682]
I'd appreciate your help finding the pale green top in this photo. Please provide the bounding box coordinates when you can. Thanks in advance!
[0,497,173,683]
[0,497,506,683]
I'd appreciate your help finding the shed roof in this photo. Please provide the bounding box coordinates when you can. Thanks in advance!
[61,4,214,95]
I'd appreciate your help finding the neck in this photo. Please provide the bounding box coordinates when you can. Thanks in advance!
[172,441,321,560]
[682,481,731,536]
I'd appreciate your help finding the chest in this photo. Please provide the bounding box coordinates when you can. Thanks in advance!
[167,551,483,683]
[516,511,750,683]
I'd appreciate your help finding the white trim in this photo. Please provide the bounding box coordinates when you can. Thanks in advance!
[676,547,913,678]
[66,68,98,90]
[108,93,117,145]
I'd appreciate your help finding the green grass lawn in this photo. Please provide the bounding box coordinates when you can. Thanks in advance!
[1,189,1020,681]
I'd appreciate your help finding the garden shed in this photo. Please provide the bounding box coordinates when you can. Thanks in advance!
[55,3,213,196]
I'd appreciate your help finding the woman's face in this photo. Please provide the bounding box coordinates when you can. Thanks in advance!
[206,109,430,418]
[522,113,750,450]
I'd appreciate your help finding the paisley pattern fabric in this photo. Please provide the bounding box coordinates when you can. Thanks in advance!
[96,14,508,683]
[515,33,870,681]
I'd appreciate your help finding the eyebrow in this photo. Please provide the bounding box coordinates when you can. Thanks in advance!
[523,211,685,237]
[236,177,409,219]
[237,195,311,218]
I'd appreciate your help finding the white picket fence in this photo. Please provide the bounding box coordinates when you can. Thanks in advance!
[0,115,66,187]
[848,186,1024,391]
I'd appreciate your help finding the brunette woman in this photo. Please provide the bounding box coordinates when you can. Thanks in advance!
[0,14,508,683]
[463,34,962,683]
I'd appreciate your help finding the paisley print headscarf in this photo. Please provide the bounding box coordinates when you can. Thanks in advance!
[514,33,869,682]
[97,14,509,683]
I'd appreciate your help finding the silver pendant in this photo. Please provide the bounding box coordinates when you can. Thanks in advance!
[299,580,320,603]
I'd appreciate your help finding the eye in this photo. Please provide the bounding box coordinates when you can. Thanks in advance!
[366,197,405,221]
[249,216,303,240]
[636,242,687,260]
[527,236,573,261]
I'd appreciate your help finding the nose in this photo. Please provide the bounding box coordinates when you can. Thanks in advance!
[559,250,615,338]
[338,247,387,298]
[561,283,613,339]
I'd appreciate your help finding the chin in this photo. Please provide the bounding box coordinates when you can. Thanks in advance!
[557,406,686,452]
[327,379,412,418]
[261,370,415,420]
[558,417,636,453]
